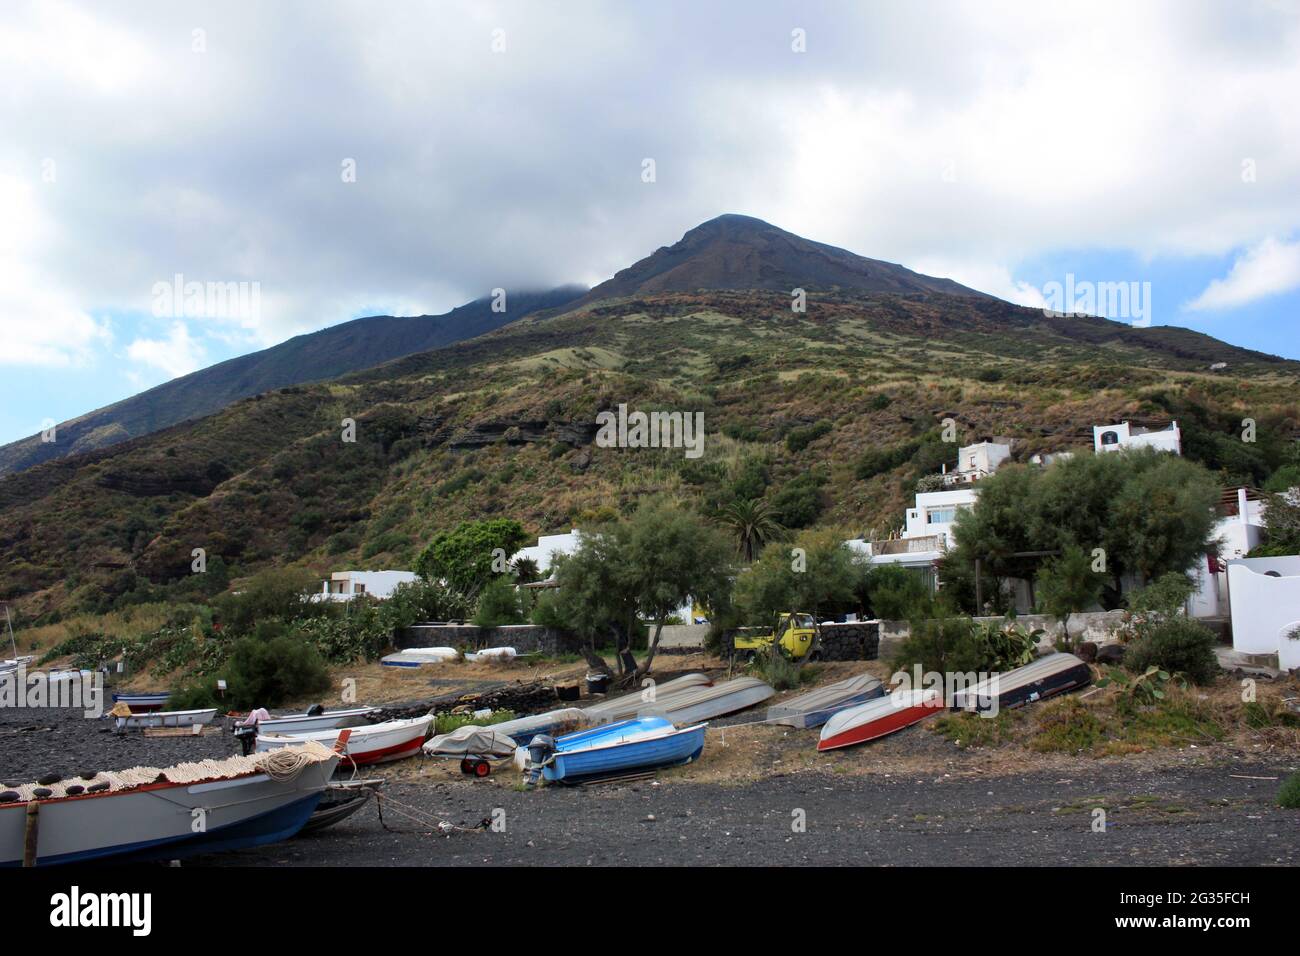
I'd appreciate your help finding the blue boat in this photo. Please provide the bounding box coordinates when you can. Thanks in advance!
[531,717,706,783]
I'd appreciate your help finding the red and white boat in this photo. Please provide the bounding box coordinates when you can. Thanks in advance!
[256,715,433,767]
[817,688,944,752]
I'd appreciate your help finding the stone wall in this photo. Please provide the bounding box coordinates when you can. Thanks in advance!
[399,623,583,657]
[876,611,1129,663]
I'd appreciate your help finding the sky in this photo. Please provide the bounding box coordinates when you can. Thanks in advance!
[2,0,1299,445]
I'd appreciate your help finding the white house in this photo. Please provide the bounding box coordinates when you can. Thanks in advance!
[511,529,582,575]
[1093,420,1181,455]
[1187,487,1266,619]
[903,487,980,548]
[318,570,417,601]
[941,439,1012,486]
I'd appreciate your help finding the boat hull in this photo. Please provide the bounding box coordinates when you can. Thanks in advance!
[256,716,433,767]
[118,707,218,730]
[767,674,886,729]
[542,718,706,782]
[817,690,943,751]
[0,759,336,866]
[112,692,170,713]
[952,653,1092,714]
[249,707,379,735]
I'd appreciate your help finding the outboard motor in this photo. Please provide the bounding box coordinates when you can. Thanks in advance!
[524,734,556,785]
[234,725,257,756]
[306,703,325,716]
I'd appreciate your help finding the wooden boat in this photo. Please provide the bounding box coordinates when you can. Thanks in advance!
[951,652,1091,714]
[256,715,434,767]
[581,673,713,723]
[638,677,774,725]
[381,647,458,668]
[0,741,340,866]
[766,673,885,729]
[817,688,944,751]
[115,707,219,731]
[237,706,379,735]
[111,692,169,713]
[0,655,35,674]
[528,716,706,783]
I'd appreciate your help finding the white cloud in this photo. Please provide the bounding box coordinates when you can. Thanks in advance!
[0,0,1298,363]
[126,322,205,378]
[1185,236,1300,311]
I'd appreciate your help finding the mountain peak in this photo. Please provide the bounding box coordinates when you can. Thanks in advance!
[580,214,985,303]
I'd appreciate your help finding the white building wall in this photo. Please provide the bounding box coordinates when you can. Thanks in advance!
[511,529,581,574]
[903,488,979,546]
[1226,557,1300,668]
[321,570,417,600]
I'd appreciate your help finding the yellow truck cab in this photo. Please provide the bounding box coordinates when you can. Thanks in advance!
[733,612,818,661]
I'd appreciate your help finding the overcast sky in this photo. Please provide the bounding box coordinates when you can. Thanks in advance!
[2,0,1299,443]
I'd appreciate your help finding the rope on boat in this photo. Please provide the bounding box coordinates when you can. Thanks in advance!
[255,746,325,782]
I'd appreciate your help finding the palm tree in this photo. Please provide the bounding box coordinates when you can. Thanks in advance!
[718,498,783,563]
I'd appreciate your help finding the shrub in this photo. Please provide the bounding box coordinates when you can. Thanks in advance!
[473,578,525,627]
[785,420,832,453]
[433,709,516,736]
[1279,773,1300,809]
[865,564,932,620]
[889,616,987,675]
[219,635,332,709]
[1123,618,1219,685]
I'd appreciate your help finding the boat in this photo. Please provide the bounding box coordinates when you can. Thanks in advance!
[256,715,434,767]
[423,725,520,777]
[115,707,219,731]
[951,652,1092,714]
[635,677,774,725]
[580,672,714,723]
[0,741,340,866]
[465,646,517,663]
[299,780,382,835]
[381,647,459,668]
[526,716,706,783]
[111,692,170,713]
[0,655,35,674]
[817,688,945,751]
[471,707,588,745]
[766,673,886,729]
[235,706,380,735]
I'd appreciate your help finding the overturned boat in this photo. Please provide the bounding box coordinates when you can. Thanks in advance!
[766,673,885,729]
[0,741,340,866]
[381,647,459,668]
[951,652,1092,714]
[484,707,588,744]
[525,716,706,783]
[582,675,771,726]
[637,677,774,725]
[817,688,945,752]
[111,692,170,713]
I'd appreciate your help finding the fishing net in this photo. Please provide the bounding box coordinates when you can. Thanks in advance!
[3,740,336,803]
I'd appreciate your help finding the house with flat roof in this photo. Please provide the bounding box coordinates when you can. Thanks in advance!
[318,570,417,601]
[1093,420,1181,455]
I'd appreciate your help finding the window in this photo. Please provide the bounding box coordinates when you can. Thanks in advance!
[355,583,366,594]
[1100,430,1120,446]
[927,507,957,524]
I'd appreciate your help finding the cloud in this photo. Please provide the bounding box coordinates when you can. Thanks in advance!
[1185,237,1300,311]
[126,322,206,378]
[0,0,1298,364]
